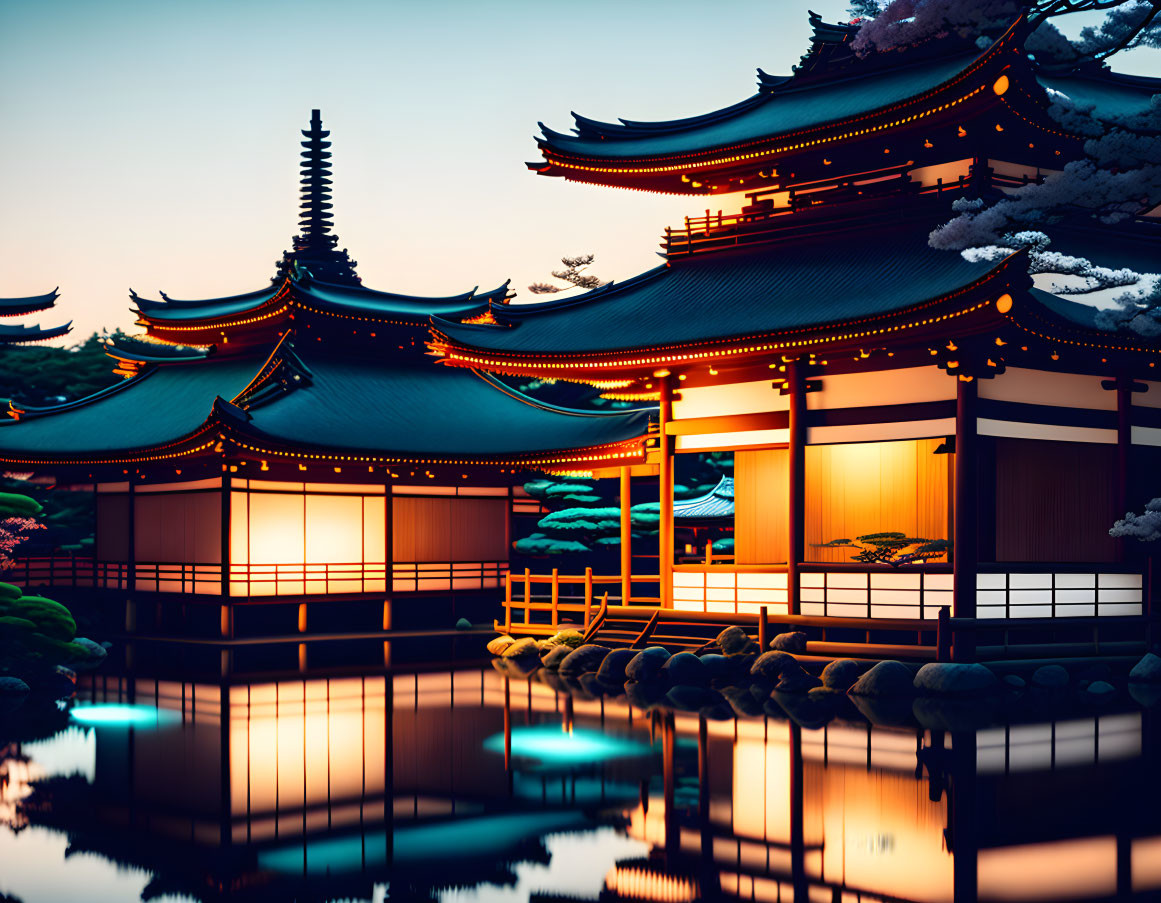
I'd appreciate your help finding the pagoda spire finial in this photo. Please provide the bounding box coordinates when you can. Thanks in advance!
[275,109,361,286]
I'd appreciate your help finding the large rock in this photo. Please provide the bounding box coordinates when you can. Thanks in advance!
[578,672,610,697]
[769,631,807,653]
[500,637,541,660]
[726,652,760,683]
[455,618,472,631]
[486,635,516,656]
[662,652,709,687]
[751,651,796,682]
[626,646,671,682]
[559,644,611,677]
[698,654,733,681]
[540,646,571,670]
[820,659,861,691]
[1032,664,1070,689]
[71,637,108,670]
[776,665,822,694]
[715,626,751,655]
[1129,652,1161,683]
[597,649,638,685]
[1086,680,1116,699]
[541,629,585,650]
[0,676,30,695]
[848,661,915,697]
[914,663,999,696]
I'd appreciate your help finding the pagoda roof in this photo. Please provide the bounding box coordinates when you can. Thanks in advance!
[432,222,1000,358]
[539,51,976,162]
[530,14,1161,193]
[0,321,73,345]
[132,274,512,325]
[674,476,734,522]
[0,342,651,467]
[0,288,59,316]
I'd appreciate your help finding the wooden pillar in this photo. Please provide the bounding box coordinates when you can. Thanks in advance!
[221,473,232,600]
[659,377,675,608]
[620,466,632,605]
[1117,379,1133,563]
[953,378,978,662]
[786,362,806,615]
[126,471,137,596]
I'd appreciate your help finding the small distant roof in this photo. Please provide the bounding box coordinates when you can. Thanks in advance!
[433,223,1000,357]
[0,321,72,345]
[674,476,734,521]
[0,289,59,317]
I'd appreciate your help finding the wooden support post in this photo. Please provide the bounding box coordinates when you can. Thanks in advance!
[620,466,632,605]
[758,605,768,651]
[297,602,308,633]
[523,567,531,626]
[787,362,806,616]
[953,378,978,662]
[937,605,951,662]
[550,568,559,627]
[220,473,231,600]
[1117,378,1133,563]
[504,573,513,633]
[126,472,137,595]
[583,566,594,627]
[659,377,675,608]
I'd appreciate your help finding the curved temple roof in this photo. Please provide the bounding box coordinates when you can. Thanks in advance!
[0,288,60,316]
[530,15,1161,193]
[0,343,651,466]
[540,52,977,161]
[132,274,513,326]
[433,225,1001,357]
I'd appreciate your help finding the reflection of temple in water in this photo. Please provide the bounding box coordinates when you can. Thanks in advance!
[4,668,1161,902]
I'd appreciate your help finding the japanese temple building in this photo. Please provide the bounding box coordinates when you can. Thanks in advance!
[0,110,651,647]
[430,15,1161,658]
[0,288,70,345]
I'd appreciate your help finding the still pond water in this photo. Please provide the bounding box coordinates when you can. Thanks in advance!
[1,653,1160,902]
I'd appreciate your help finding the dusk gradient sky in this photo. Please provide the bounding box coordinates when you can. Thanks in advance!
[1,0,1157,342]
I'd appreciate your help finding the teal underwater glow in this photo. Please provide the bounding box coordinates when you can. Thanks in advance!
[69,704,179,727]
[257,811,590,875]
[483,726,654,765]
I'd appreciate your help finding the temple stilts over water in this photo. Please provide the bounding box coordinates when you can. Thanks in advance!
[431,14,1161,661]
[0,110,651,664]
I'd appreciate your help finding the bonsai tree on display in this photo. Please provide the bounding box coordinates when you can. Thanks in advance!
[816,533,952,566]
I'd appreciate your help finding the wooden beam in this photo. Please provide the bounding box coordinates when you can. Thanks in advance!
[665,410,789,436]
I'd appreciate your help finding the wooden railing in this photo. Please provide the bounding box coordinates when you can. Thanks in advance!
[497,566,661,635]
